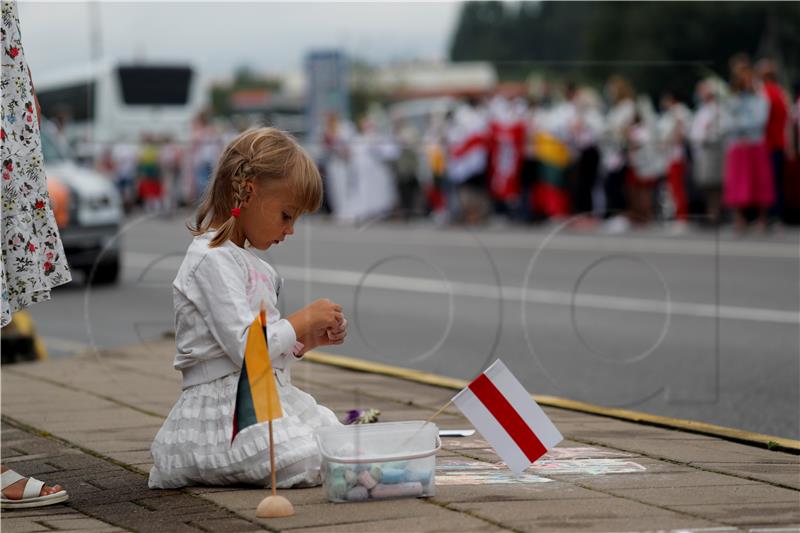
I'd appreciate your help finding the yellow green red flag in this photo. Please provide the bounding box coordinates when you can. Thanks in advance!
[231,314,282,442]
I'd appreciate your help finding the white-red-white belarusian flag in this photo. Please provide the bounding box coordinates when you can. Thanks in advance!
[452,360,563,474]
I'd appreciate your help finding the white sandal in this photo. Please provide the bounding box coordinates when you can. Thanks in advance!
[1,469,69,509]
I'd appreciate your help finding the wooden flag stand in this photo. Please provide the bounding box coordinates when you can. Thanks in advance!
[255,419,294,517]
[255,304,295,518]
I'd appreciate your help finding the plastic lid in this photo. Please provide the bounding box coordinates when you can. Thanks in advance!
[315,420,440,463]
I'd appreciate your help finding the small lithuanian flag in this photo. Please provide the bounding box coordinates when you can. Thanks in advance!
[232,309,283,443]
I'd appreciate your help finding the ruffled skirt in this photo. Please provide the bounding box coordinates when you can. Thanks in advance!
[723,141,774,208]
[148,371,341,489]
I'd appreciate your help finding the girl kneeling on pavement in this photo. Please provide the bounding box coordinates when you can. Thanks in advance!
[149,128,347,489]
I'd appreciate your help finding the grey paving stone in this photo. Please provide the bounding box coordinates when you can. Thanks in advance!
[39,517,119,531]
[245,499,454,530]
[670,501,800,526]
[287,514,506,532]
[449,497,679,524]
[185,517,265,532]
[577,436,799,464]
[134,495,218,511]
[606,483,800,506]
[0,424,265,533]
[203,487,329,510]
[0,516,54,533]
[508,514,723,532]
[431,481,609,504]
[694,461,800,489]
[573,469,763,490]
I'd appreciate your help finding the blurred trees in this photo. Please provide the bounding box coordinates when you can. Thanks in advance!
[450,1,800,99]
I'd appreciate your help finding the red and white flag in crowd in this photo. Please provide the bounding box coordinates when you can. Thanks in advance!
[452,360,563,474]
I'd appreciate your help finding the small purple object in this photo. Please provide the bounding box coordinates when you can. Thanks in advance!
[343,408,381,425]
[344,409,362,425]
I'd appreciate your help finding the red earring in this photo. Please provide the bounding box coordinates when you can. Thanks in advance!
[231,207,241,218]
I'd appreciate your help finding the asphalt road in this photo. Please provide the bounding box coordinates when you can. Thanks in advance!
[28,211,800,439]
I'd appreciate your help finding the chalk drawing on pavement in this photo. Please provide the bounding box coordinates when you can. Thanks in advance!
[435,447,647,485]
[436,459,552,485]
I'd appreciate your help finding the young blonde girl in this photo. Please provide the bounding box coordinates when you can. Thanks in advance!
[149,127,347,489]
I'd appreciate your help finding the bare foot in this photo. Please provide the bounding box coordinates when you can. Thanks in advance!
[1,465,63,500]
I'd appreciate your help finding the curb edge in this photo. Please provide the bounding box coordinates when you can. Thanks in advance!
[304,351,800,455]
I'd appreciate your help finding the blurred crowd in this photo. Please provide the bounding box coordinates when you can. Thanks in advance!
[318,54,798,234]
[86,54,798,235]
[89,110,243,215]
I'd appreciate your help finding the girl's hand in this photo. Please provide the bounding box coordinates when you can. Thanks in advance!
[287,299,343,345]
[299,319,348,352]
[324,318,348,345]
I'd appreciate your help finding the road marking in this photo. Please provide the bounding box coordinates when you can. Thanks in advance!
[125,252,799,325]
[301,224,800,259]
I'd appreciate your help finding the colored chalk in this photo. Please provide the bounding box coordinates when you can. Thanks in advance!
[357,470,378,489]
[344,469,358,487]
[346,485,369,501]
[404,469,432,485]
[370,482,424,499]
[378,468,405,484]
[369,465,382,482]
[328,477,348,500]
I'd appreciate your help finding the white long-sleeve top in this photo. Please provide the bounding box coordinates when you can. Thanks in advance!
[172,231,299,389]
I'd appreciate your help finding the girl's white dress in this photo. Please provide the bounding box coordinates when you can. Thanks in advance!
[148,232,341,489]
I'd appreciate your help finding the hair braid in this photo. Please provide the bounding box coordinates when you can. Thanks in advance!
[231,172,247,210]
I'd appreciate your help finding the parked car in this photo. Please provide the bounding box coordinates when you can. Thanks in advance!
[42,124,123,284]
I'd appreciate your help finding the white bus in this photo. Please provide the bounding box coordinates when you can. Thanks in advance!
[36,61,206,158]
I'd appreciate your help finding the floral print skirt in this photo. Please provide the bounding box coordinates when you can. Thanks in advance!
[1,1,71,327]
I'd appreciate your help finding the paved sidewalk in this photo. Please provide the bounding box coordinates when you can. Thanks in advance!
[1,340,799,532]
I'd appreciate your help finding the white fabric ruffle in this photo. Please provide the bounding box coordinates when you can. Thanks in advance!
[149,370,341,489]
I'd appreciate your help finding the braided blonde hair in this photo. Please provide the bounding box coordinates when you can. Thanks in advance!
[189,127,322,248]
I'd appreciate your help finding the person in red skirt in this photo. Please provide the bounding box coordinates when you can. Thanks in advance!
[658,91,692,234]
[723,55,774,234]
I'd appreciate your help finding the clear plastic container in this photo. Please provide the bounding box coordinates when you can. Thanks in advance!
[315,420,440,503]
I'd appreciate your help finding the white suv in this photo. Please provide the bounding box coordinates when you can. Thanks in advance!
[42,125,123,284]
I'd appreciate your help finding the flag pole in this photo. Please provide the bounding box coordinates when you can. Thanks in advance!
[256,302,294,518]
[265,301,277,498]
[425,399,453,424]
[397,397,455,450]
[268,418,276,498]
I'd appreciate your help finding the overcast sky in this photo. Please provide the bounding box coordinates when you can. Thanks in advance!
[18,1,462,82]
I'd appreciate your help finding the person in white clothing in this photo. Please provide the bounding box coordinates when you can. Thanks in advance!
[347,116,399,223]
[568,85,605,224]
[446,99,490,224]
[601,75,636,232]
[658,91,693,231]
[110,140,139,212]
[626,96,666,226]
[689,79,728,225]
[148,127,347,490]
